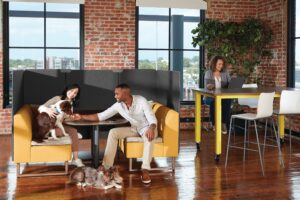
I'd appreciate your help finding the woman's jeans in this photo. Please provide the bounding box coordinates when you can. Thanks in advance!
[203,97,232,126]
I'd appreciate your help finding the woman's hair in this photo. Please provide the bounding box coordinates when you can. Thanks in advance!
[209,55,226,72]
[61,83,81,107]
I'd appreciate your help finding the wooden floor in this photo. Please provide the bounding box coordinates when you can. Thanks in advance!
[2,129,300,200]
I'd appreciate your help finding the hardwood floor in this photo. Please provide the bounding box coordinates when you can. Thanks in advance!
[1,129,300,200]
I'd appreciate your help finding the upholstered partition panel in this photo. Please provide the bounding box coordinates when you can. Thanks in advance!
[119,69,180,111]
[156,70,180,111]
[118,69,158,104]
[23,70,66,107]
[12,70,25,115]
[13,69,180,114]
[65,70,118,112]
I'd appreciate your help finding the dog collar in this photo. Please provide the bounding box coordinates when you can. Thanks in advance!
[54,105,62,114]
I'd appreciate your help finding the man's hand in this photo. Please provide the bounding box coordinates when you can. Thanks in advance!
[145,124,156,141]
[70,113,82,121]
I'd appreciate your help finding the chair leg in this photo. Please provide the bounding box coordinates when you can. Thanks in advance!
[243,120,248,162]
[171,157,176,172]
[254,120,265,176]
[272,118,285,167]
[263,119,268,158]
[289,117,292,154]
[225,117,233,168]
[17,163,21,178]
[233,118,236,143]
[65,161,69,174]
[129,158,133,172]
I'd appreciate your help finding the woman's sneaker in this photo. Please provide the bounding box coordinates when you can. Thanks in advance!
[73,158,85,167]
[222,123,228,134]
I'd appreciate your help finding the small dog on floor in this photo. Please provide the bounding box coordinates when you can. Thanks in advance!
[68,166,123,190]
[33,100,72,142]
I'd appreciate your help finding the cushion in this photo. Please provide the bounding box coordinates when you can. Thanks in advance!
[126,136,163,143]
[31,136,72,146]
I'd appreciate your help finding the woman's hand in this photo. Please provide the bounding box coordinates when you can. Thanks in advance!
[207,84,215,90]
[45,107,58,118]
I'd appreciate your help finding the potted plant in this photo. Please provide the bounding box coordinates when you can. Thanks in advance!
[191,17,273,84]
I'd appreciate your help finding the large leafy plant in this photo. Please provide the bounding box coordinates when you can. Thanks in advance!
[191,18,273,82]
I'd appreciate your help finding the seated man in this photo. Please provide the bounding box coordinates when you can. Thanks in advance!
[73,83,157,184]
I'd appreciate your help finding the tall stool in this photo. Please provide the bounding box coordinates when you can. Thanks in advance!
[225,92,284,176]
[273,90,300,154]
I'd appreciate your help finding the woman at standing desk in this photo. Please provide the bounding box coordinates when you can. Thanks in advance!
[203,55,232,134]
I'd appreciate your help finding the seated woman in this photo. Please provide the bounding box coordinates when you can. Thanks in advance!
[203,55,232,134]
[38,84,84,167]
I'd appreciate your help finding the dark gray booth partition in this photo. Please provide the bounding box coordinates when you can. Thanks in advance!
[65,70,118,112]
[119,69,180,111]
[13,69,180,115]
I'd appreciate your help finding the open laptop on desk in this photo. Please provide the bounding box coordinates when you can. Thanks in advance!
[228,77,245,89]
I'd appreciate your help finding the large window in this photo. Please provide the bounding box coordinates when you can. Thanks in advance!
[3,2,83,107]
[295,1,300,87]
[137,7,205,101]
[288,0,300,88]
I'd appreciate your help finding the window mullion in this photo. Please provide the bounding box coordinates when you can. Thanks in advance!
[44,3,46,69]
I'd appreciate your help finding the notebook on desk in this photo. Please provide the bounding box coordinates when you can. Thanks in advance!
[228,77,245,89]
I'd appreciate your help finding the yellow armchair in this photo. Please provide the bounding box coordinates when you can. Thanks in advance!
[119,103,179,171]
[13,105,72,177]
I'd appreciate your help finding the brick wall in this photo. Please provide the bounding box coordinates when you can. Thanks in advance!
[206,0,257,21]
[84,0,136,70]
[257,0,287,87]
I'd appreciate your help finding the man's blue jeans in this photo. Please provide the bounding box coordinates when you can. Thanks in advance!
[203,97,232,126]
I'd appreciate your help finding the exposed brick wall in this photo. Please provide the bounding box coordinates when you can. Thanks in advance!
[257,0,287,87]
[206,0,257,22]
[84,0,136,70]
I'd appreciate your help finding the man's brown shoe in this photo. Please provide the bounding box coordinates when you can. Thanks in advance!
[141,169,151,184]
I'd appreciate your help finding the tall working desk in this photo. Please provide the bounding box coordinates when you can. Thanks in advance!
[193,87,297,161]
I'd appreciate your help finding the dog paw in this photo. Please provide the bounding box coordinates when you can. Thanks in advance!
[114,183,122,189]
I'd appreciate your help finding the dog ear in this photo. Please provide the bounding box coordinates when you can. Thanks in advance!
[60,101,72,113]
[68,167,85,184]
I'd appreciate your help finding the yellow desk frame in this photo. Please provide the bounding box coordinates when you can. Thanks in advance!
[194,88,285,160]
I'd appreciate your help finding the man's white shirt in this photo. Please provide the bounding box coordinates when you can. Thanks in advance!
[97,95,157,135]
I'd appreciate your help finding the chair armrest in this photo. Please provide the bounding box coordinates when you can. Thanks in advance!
[13,105,33,162]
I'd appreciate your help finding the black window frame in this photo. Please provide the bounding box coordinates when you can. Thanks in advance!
[2,2,85,108]
[135,7,205,103]
[287,0,297,87]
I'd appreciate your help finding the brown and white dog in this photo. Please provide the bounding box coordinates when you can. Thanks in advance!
[68,166,123,190]
[34,100,72,142]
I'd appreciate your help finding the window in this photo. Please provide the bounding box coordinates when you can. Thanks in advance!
[137,7,205,101]
[295,1,300,87]
[3,2,84,107]
[288,0,299,88]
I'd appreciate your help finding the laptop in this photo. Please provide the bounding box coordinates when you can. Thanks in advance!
[228,77,245,89]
